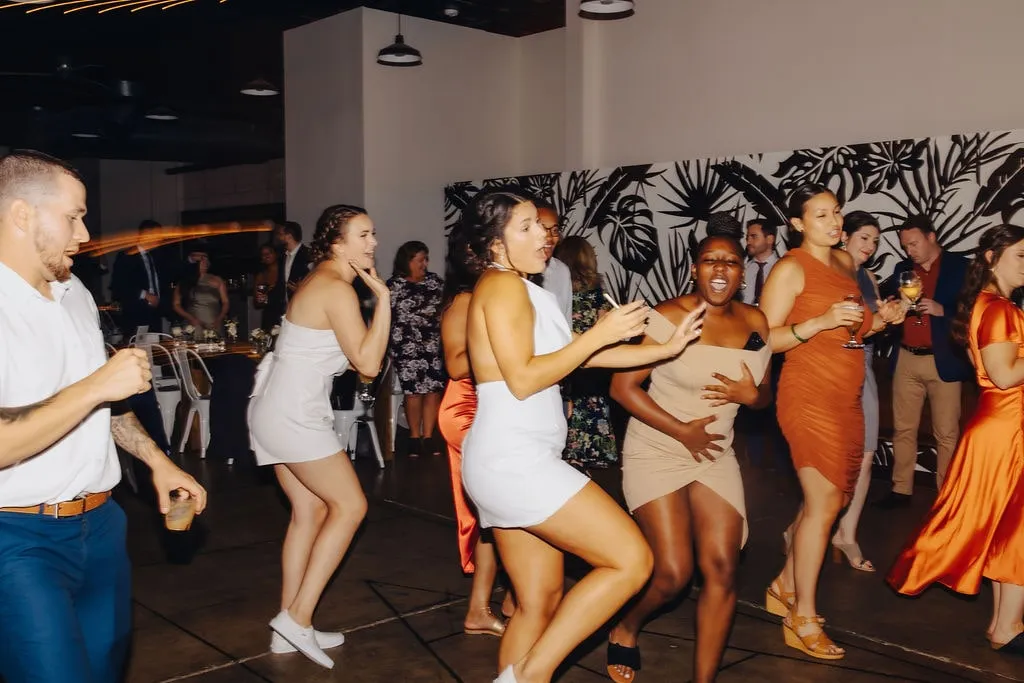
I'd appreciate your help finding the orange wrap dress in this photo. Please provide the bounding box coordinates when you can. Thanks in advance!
[777,249,871,494]
[437,378,480,574]
[888,291,1024,595]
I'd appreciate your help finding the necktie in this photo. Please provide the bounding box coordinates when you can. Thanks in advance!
[143,251,158,297]
[754,261,766,305]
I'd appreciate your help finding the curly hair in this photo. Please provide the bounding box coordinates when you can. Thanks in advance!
[309,204,368,265]
[441,228,483,311]
[454,186,535,275]
[951,224,1024,347]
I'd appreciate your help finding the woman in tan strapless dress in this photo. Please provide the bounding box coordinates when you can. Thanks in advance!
[606,236,772,683]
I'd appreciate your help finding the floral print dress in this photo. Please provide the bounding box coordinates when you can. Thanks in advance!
[563,284,618,470]
[387,272,446,394]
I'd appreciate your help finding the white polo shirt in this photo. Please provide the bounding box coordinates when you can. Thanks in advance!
[0,262,120,506]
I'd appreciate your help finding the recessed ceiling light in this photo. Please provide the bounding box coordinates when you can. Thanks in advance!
[443,6,458,17]
[72,132,100,139]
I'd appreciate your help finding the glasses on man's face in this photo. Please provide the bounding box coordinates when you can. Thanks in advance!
[544,225,561,236]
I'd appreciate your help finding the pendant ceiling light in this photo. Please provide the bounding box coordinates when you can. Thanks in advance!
[579,0,634,20]
[377,14,422,67]
[240,78,279,97]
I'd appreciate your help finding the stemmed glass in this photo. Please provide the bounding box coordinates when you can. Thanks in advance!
[842,294,865,350]
[357,374,376,405]
[899,271,924,325]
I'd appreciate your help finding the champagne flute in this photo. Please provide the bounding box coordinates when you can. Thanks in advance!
[841,294,865,349]
[898,271,923,325]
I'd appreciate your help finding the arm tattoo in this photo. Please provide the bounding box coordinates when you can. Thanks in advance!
[110,412,161,465]
[0,398,55,423]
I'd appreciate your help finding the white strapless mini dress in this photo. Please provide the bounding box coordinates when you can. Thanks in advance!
[462,278,590,528]
[248,318,351,465]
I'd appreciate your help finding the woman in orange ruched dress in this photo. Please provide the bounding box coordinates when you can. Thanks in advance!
[759,183,905,661]
[437,230,511,637]
[888,224,1024,657]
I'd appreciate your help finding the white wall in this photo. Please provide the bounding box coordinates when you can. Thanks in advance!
[517,28,568,175]
[284,8,365,235]
[590,0,1024,168]
[361,8,521,269]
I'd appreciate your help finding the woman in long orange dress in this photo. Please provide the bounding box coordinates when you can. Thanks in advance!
[888,224,1024,656]
[437,229,510,637]
[759,183,905,660]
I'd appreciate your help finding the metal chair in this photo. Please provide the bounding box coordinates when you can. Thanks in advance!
[173,347,213,459]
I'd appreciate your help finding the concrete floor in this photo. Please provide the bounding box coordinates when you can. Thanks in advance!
[118,441,1022,683]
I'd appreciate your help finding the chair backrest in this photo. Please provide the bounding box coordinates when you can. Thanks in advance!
[172,348,213,402]
[133,332,176,378]
[149,343,181,386]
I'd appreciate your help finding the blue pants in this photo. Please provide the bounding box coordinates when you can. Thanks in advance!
[0,501,132,683]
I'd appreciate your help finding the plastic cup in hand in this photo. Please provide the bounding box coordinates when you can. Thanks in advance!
[165,490,197,532]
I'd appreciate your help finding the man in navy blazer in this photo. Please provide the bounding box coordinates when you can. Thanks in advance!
[274,221,312,302]
[877,215,972,508]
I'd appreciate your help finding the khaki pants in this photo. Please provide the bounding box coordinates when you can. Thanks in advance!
[891,349,962,495]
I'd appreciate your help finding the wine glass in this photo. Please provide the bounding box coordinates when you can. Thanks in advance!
[841,294,865,349]
[357,374,376,405]
[898,271,924,325]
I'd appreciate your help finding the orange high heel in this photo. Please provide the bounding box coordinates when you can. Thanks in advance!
[765,578,795,617]
[782,612,845,660]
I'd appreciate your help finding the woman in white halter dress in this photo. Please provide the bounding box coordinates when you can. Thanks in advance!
[247,205,391,671]
[456,188,705,683]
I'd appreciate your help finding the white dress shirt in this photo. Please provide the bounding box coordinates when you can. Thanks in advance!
[283,244,301,285]
[138,245,159,299]
[0,263,119,506]
[542,257,573,324]
[742,252,779,306]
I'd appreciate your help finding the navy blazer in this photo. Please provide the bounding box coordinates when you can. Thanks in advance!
[883,252,972,382]
[280,243,313,292]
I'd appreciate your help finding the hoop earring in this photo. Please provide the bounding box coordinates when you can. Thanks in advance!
[740,280,747,290]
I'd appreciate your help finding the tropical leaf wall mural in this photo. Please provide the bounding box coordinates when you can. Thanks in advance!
[444,129,1024,303]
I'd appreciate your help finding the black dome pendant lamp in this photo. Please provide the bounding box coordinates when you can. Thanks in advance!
[377,13,423,67]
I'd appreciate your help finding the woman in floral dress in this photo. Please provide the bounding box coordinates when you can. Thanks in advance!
[555,236,618,470]
[388,241,446,456]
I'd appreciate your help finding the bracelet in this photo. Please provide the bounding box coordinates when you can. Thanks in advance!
[791,323,809,344]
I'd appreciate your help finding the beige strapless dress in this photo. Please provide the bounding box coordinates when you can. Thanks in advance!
[622,343,772,546]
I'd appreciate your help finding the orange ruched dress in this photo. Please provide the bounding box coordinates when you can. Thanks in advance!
[437,377,480,574]
[777,249,870,494]
[888,291,1024,595]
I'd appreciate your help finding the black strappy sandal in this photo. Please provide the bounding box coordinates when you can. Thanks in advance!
[607,642,641,682]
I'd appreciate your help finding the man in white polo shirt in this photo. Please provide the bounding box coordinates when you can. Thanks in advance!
[0,150,207,683]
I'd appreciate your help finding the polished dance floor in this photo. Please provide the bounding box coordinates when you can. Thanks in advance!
[118,441,1020,683]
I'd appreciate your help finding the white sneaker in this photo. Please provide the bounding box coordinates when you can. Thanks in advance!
[270,629,345,654]
[269,610,334,669]
[494,665,519,683]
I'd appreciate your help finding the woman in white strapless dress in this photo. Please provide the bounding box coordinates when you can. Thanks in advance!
[247,204,391,670]
[457,189,705,683]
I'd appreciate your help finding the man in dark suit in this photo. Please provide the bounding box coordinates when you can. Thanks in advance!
[110,219,166,337]
[273,221,312,302]
[877,215,972,507]
[109,219,171,457]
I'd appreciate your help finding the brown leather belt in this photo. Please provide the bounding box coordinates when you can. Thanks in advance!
[901,344,934,356]
[0,491,111,518]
